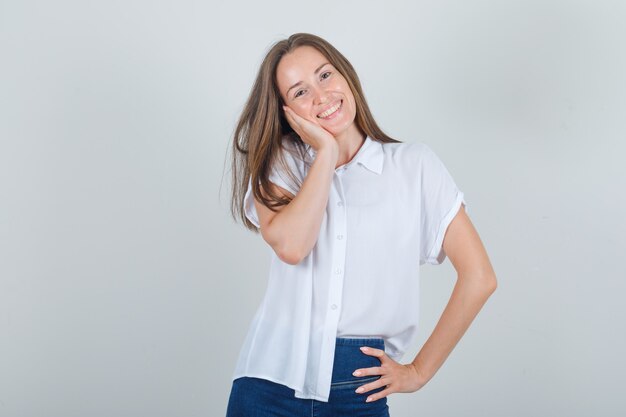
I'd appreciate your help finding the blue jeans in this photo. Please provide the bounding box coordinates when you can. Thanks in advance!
[226,337,390,416]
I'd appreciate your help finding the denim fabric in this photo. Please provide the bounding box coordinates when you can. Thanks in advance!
[226,337,390,417]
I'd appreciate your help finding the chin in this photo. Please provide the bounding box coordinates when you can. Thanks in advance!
[325,126,347,139]
[327,119,355,136]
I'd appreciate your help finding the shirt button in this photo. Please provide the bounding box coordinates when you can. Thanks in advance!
[337,234,343,240]
[337,201,344,207]
[335,268,342,274]
[331,304,338,310]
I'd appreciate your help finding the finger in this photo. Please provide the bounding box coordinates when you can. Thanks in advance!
[283,105,298,120]
[354,379,387,394]
[284,105,318,127]
[283,108,301,131]
[365,386,394,403]
[282,106,296,122]
[353,366,383,377]
[360,346,388,362]
[355,376,388,394]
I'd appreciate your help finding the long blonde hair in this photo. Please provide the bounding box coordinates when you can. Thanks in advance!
[230,32,402,232]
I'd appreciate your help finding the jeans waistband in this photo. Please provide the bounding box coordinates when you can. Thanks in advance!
[334,337,385,347]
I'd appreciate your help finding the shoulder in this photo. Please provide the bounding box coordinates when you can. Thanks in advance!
[380,140,433,166]
[278,133,309,164]
[268,134,308,189]
[380,139,429,153]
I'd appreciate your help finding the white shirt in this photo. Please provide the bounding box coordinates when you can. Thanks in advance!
[232,134,468,402]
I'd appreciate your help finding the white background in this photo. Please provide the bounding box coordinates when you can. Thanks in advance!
[1,0,625,416]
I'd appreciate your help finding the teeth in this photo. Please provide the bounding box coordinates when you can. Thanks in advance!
[317,101,342,118]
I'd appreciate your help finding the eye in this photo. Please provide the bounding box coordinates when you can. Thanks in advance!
[321,71,331,80]
[294,89,305,98]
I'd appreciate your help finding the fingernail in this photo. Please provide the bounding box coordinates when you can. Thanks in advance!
[360,347,368,351]
[366,397,372,402]
[353,370,361,376]
[356,387,364,393]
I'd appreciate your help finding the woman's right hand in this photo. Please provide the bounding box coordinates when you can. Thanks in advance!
[282,105,339,157]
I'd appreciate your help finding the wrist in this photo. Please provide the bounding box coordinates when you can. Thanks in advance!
[315,145,339,163]
[411,360,435,384]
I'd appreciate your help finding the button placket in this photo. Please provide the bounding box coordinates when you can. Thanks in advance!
[317,177,349,398]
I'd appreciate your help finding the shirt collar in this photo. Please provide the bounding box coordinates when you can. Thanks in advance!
[305,135,384,175]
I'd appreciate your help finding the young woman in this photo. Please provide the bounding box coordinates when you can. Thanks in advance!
[226,32,497,417]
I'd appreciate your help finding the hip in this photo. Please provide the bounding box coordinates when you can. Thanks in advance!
[226,337,390,416]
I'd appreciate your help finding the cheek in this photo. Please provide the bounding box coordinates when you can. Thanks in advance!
[291,106,312,121]
[339,82,356,108]
[295,106,309,119]
[346,93,357,115]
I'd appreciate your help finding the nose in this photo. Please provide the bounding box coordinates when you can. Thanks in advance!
[312,86,329,105]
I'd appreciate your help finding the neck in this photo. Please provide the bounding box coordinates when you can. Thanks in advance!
[334,124,366,169]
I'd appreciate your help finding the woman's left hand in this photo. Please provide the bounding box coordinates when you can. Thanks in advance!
[353,346,429,402]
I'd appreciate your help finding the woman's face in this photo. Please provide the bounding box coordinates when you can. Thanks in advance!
[276,45,357,137]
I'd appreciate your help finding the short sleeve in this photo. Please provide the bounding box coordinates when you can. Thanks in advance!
[419,145,469,265]
[243,177,261,228]
[243,139,304,228]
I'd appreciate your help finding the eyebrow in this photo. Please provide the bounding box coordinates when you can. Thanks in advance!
[286,62,331,96]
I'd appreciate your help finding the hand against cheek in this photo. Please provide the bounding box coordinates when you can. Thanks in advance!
[282,105,338,156]
[352,346,429,403]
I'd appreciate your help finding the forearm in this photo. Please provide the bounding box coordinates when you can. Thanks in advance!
[269,147,337,264]
[411,274,496,381]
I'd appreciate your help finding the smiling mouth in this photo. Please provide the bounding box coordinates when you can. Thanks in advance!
[317,100,343,119]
